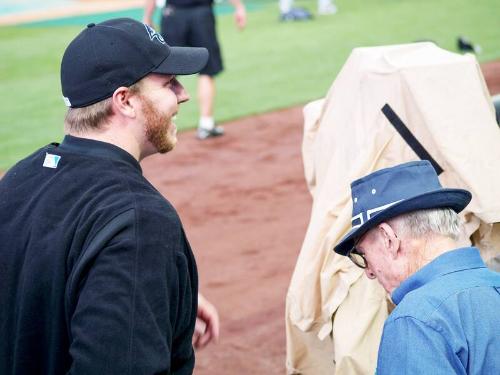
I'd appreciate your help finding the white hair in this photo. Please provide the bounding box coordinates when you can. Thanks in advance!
[390,207,461,241]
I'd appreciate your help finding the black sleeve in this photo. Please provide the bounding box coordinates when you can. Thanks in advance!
[66,207,196,374]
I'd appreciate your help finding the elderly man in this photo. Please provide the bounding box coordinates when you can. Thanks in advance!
[0,18,218,374]
[334,160,500,374]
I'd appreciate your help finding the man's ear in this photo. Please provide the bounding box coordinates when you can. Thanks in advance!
[111,87,137,118]
[378,222,400,259]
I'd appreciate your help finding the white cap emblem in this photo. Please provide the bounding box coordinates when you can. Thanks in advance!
[144,24,165,44]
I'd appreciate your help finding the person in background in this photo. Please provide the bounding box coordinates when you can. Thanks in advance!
[334,160,500,374]
[279,0,337,21]
[144,0,246,140]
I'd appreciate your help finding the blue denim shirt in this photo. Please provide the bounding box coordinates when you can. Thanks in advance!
[376,247,500,374]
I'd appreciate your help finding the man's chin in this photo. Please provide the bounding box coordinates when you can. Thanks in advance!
[157,137,177,154]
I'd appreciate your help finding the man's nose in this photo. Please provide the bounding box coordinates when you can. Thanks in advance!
[177,86,189,104]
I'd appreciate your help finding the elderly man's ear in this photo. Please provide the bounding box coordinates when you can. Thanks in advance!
[378,223,400,260]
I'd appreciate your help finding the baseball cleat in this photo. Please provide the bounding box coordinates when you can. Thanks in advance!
[196,126,225,140]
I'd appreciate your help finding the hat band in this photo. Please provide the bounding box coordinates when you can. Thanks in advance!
[351,199,403,229]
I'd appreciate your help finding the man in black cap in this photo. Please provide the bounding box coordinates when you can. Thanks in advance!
[334,160,500,374]
[0,18,216,374]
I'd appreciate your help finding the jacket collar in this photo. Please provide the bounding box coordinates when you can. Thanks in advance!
[57,135,142,173]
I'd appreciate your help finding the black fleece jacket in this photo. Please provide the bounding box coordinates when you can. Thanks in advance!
[0,135,198,375]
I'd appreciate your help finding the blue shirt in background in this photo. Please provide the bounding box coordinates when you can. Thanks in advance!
[376,247,500,374]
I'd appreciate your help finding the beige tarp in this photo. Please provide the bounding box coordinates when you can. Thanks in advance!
[286,42,500,374]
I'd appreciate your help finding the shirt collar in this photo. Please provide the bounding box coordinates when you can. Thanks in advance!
[57,135,142,173]
[391,247,486,305]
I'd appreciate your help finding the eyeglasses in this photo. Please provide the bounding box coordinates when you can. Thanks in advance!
[347,246,368,269]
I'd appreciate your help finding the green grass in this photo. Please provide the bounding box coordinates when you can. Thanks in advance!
[1,0,500,170]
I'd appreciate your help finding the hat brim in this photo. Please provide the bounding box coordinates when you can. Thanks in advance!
[153,46,209,75]
[334,188,472,256]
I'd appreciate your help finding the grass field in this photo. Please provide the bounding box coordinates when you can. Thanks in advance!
[1,0,500,170]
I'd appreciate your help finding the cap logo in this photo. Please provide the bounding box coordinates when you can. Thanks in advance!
[144,24,165,45]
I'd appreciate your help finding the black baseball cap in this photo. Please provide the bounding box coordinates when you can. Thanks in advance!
[61,18,209,108]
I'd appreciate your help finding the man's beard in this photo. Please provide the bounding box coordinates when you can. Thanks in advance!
[141,95,177,154]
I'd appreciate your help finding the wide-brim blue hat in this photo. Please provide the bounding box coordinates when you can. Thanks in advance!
[334,160,472,256]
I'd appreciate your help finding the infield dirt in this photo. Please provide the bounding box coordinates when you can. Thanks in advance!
[141,61,500,374]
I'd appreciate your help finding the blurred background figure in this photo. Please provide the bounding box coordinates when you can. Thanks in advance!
[457,35,482,54]
[144,0,246,140]
[280,0,337,21]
